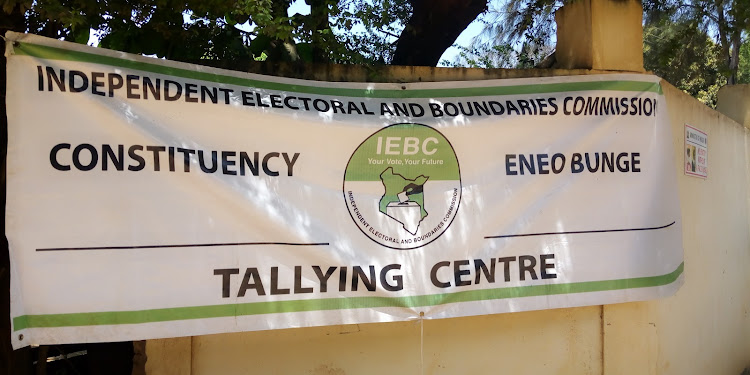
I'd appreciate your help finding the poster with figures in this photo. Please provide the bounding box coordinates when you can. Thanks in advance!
[685,124,708,178]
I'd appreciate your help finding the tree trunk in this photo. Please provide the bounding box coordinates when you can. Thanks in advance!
[729,29,741,84]
[265,0,295,62]
[309,0,332,63]
[392,0,487,66]
[715,0,735,83]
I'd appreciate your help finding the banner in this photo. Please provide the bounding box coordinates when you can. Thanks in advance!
[5,32,683,348]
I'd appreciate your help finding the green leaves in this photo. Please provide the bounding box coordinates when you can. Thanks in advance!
[739,41,750,83]
[642,0,750,106]
[2,0,469,67]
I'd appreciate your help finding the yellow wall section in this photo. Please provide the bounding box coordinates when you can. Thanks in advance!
[185,307,601,374]
[556,0,644,71]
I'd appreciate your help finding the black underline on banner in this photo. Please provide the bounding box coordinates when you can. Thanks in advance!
[484,221,676,240]
[37,242,330,252]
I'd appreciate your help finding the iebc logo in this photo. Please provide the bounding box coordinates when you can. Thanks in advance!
[343,123,461,250]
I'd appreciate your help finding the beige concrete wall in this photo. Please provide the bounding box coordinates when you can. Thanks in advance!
[144,337,192,375]
[717,85,750,128]
[143,70,750,374]
[603,82,750,375]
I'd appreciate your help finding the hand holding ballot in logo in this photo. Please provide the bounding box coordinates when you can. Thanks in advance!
[380,168,429,235]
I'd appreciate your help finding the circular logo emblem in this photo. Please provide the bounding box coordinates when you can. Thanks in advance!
[343,123,461,250]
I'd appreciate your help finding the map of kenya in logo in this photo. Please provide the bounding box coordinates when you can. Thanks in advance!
[344,123,462,250]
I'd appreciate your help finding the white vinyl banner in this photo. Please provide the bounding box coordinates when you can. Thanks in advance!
[5,32,683,349]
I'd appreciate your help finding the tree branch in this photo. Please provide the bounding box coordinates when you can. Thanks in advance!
[377,29,400,39]
[674,2,720,23]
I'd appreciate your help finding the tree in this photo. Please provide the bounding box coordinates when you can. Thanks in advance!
[442,0,749,106]
[391,0,486,65]
[0,0,489,66]
[440,0,557,69]
[739,39,750,83]
[640,0,750,106]
[645,0,750,85]
[3,0,358,63]
[643,17,727,106]
[442,0,558,69]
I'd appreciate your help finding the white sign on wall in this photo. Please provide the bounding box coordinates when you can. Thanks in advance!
[684,124,708,178]
[5,32,683,349]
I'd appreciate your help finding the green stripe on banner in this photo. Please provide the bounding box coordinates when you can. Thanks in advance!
[13,263,683,330]
[14,42,663,98]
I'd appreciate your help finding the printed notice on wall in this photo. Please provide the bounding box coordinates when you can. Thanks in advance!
[685,124,708,178]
